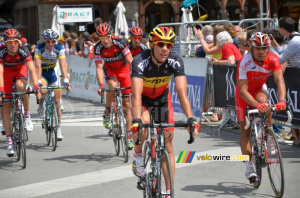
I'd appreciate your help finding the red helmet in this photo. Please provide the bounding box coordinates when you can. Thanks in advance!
[249,32,270,47]
[3,28,21,40]
[96,22,113,36]
[129,26,143,36]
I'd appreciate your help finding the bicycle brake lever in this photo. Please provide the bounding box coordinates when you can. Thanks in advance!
[135,125,142,146]
[187,124,195,144]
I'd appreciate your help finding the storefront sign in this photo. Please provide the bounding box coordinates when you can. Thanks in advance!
[57,7,93,23]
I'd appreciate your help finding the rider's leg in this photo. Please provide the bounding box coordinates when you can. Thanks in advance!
[255,91,272,126]
[164,130,175,189]
[55,90,62,125]
[3,102,13,156]
[106,79,118,108]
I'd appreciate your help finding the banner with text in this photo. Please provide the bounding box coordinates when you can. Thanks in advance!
[57,7,93,23]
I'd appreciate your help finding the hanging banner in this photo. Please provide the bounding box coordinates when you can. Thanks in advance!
[57,7,93,24]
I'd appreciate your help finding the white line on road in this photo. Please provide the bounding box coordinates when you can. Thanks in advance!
[0,147,241,198]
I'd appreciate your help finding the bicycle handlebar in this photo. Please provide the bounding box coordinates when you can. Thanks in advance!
[98,87,131,104]
[0,90,40,106]
[244,105,293,130]
[135,122,194,145]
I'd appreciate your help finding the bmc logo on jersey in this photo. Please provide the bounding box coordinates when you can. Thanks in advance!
[143,76,172,87]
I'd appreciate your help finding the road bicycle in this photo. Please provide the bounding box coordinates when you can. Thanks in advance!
[136,108,195,198]
[245,105,292,198]
[41,86,67,151]
[100,86,131,163]
[0,79,39,169]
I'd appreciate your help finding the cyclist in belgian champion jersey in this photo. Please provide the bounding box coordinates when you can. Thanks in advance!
[236,32,286,181]
[127,26,147,58]
[0,28,41,156]
[35,29,71,141]
[94,22,134,150]
[130,27,200,189]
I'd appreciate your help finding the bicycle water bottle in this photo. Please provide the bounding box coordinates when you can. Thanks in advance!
[51,91,55,103]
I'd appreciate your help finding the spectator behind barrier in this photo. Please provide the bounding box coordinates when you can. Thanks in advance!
[274,17,300,67]
[210,31,242,66]
[88,33,100,59]
[224,23,239,48]
[78,32,91,58]
[194,24,225,59]
[70,32,81,54]
[236,31,250,55]
[94,17,103,30]
[235,25,242,35]
[195,35,213,58]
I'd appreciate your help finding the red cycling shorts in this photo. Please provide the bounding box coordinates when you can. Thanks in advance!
[3,65,28,99]
[104,64,131,96]
[235,87,263,121]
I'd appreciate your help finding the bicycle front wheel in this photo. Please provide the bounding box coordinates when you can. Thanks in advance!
[45,106,51,146]
[143,141,152,197]
[19,113,26,169]
[250,134,262,188]
[111,102,120,156]
[266,128,284,198]
[158,150,174,198]
[118,110,128,163]
[51,104,58,151]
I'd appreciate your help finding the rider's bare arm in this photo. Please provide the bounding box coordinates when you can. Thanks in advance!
[174,76,193,118]
[125,53,133,71]
[238,79,259,108]
[59,58,69,79]
[273,69,286,102]
[96,62,104,86]
[34,57,42,80]
[27,60,39,86]
[131,77,143,119]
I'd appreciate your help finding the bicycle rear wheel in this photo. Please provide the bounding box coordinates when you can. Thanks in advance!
[51,104,58,151]
[119,110,128,163]
[158,150,174,198]
[111,102,120,155]
[143,141,152,198]
[250,133,262,188]
[266,128,284,198]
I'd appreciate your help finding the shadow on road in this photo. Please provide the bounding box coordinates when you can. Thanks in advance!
[181,182,273,197]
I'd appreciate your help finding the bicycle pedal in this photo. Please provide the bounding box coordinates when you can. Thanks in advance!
[136,180,145,190]
[1,131,5,136]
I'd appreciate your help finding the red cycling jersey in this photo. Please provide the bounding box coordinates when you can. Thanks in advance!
[0,46,32,97]
[94,38,131,95]
[128,42,147,57]
[94,38,130,69]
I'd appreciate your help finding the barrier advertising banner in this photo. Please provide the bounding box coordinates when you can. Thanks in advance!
[213,65,299,125]
[267,67,300,125]
[213,65,237,108]
[170,58,208,120]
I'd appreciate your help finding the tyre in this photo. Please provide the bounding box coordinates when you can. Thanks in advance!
[158,150,174,198]
[143,141,152,198]
[51,104,58,151]
[45,107,51,146]
[111,102,120,156]
[266,128,284,198]
[119,111,128,163]
[19,114,26,169]
[250,133,262,188]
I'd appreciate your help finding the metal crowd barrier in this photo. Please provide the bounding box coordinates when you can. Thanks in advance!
[202,64,300,132]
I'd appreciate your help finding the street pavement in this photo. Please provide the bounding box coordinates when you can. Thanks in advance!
[0,96,299,198]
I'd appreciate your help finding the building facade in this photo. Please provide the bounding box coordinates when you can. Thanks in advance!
[10,0,300,44]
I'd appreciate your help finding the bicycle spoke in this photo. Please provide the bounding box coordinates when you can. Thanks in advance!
[143,141,152,197]
[119,111,128,163]
[159,150,174,198]
[266,129,284,197]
